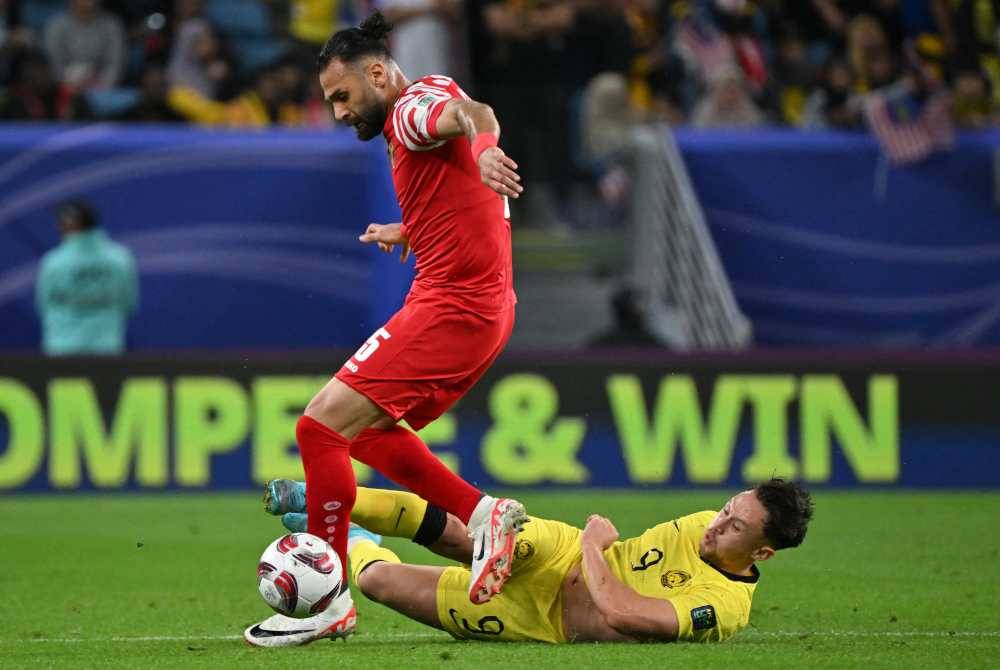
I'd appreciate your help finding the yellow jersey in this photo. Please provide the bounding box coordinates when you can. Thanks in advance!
[604,510,758,642]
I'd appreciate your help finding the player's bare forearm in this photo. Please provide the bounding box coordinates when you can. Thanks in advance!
[435,99,522,198]
[434,99,498,143]
[581,516,679,641]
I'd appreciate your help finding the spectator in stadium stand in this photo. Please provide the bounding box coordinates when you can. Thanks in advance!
[622,0,673,120]
[275,0,358,69]
[36,200,138,357]
[43,0,127,90]
[944,0,1000,110]
[846,14,898,94]
[1,0,33,87]
[374,0,462,79]
[169,62,300,126]
[952,69,997,128]
[166,9,238,101]
[692,63,766,128]
[671,0,770,104]
[0,50,91,121]
[770,32,816,126]
[709,0,769,94]
[579,71,637,211]
[116,62,184,121]
[467,0,576,228]
[802,56,863,129]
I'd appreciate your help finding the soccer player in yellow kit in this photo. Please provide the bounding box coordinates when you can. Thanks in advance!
[266,478,813,643]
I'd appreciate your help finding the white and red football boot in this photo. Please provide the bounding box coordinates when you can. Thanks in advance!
[467,497,529,604]
[244,587,356,648]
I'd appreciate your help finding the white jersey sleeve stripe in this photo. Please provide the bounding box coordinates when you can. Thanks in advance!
[392,84,452,152]
[405,107,431,144]
[393,102,427,151]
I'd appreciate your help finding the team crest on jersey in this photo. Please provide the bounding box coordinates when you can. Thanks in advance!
[661,570,691,588]
[514,539,534,560]
[416,94,436,107]
[690,605,717,630]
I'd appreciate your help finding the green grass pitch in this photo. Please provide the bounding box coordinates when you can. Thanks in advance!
[4,490,999,668]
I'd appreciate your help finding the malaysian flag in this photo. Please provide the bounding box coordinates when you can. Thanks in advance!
[864,83,954,166]
[865,35,955,166]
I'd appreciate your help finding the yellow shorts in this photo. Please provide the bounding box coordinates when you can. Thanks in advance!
[435,517,583,643]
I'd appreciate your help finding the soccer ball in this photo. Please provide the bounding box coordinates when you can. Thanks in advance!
[256,533,344,618]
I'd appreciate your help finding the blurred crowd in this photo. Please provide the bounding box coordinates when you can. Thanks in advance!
[1,1,997,224]
[0,1,996,128]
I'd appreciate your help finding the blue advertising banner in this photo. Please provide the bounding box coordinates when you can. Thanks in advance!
[2,127,999,351]
[0,124,410,351]
[1,351,998,492]
[677,129,1000,347]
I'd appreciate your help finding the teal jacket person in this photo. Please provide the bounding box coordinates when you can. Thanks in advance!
[35,201,138,355]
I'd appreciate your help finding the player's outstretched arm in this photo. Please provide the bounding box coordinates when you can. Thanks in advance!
[434,99,523,199]
[580,515,681,642]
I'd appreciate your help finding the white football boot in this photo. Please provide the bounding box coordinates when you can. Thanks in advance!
[244,587,356,648]
[467,497,529,604]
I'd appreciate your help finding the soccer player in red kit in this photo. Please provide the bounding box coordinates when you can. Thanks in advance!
[244,11,528,647]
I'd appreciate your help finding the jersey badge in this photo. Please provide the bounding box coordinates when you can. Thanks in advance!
[661,570,691,588]
[691,605,717,630]
[514,539,535,560]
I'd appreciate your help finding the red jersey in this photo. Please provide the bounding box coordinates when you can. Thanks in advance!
[383,75,516,314]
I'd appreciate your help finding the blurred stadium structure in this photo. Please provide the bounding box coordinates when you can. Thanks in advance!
[1,0,1000,495]
[623,124,751,349]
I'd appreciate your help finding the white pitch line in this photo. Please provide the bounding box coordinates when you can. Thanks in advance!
[1,631,998,644]
[0,632,445,644]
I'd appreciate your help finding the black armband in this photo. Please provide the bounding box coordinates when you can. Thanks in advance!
[412,503,447,547]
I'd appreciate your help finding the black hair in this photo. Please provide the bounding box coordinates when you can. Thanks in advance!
[57,200,98,231]
[754,478,813,550]
[316,10,393,73]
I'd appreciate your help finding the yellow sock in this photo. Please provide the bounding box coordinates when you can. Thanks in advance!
[353,487,428,540]
[349,540,401,584]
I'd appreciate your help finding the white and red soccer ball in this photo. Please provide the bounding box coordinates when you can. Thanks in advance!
[256,533,344,618]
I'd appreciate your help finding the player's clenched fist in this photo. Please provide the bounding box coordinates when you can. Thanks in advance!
[582,514,619,550]
[478,146,523,199]
[359,223,410,262]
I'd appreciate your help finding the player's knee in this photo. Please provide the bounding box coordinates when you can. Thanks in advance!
[302,379,384,438]
[357,562,392,602]
[303,386,341,424]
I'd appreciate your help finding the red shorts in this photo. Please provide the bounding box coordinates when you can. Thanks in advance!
[335,295,515,430]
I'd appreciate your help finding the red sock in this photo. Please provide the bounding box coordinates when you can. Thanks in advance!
[296,415,355,583]
[351,426,482,523]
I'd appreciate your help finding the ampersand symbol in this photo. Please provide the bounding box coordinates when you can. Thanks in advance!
[481,374,588,485]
